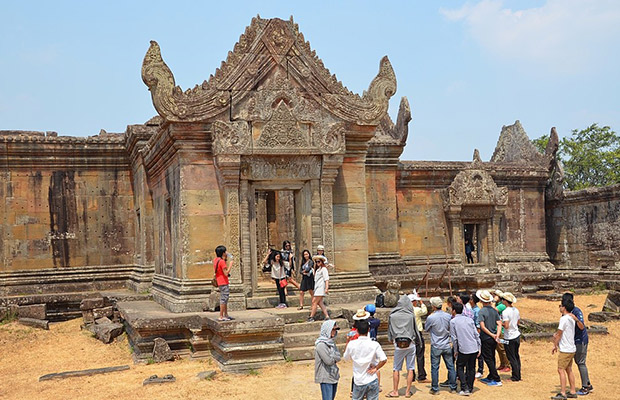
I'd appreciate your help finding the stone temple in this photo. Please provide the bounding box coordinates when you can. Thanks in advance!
[1,17,619,370]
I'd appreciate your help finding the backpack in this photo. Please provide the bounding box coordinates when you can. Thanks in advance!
[375,293,385,308]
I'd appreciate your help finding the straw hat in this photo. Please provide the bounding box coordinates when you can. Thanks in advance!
[312,254,327,263]
[476,289,493,303]
[501,292,517,304]
[317,245,325,251]
[493,289,504,297]
[430,297,443,308]
[352,308,370,320]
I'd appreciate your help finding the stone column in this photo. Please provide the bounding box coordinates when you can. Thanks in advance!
[320,157,340,266]
[446,209,463,263]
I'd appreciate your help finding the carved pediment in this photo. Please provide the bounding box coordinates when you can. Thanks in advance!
[490,120,546,165]
[444,150,508,209]
[141,16,396,126]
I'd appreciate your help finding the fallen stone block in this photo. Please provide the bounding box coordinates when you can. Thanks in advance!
[39,365,129,381]
[18,317,49,330]
[588,311,620,322]
[93,306,114,319]
[197,370,217,380]
[17,304,46,320]
[152,337,174,362]
[95,317,112,325]
[143,374,176,385]
[82,310,95,325]
[603,290,620,313]
[91,322,124,344]
[521,285,538,294]
[80,298,105,311]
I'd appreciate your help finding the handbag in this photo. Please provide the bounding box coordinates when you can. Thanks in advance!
[279,278,288,288]
[212,258,221,288]
[395,337,412,348]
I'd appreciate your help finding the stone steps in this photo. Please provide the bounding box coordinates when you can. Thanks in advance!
[266,306,344,324]
[284,318,350,334]
[283,319,350,347]
[285,343,347,362]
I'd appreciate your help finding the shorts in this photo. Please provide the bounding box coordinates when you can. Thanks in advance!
[219,284,230,304]
[300,274,314,292]
[393,344,416,371]
[558,351,575,370]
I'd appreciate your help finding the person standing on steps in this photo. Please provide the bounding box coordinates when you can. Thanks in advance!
[298,249,314,310]
[281,240,300,295]
[262,249,287,308]
[315,319,341,400]
[308,254,330,322]
[214,245,233,321]
[465,239,475,264]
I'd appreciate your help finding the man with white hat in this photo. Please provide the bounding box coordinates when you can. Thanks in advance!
[501,292,521,382]
[409,291,428,383]
[425,296,457,395]
[476,289,502,386]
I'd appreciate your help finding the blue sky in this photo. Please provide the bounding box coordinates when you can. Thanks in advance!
[1,1,618,161]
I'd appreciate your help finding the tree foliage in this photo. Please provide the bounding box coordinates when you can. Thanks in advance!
[533,124,620,190]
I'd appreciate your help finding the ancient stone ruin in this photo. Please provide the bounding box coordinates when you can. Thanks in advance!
[1,16,619,370]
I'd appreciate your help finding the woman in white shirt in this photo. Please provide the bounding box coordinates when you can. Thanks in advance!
[307,254,330,322]
[262,250,287,308]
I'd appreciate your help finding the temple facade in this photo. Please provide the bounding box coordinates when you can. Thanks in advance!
[1,17,618,313]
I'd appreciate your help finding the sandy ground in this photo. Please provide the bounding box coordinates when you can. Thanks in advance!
[0,293,616,400]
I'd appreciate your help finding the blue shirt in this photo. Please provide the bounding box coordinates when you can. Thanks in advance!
[472,305,481,328]
[571,306,588,344]
[450,314,481,355]
[425,310,452,350]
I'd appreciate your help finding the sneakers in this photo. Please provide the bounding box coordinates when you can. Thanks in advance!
[439,380,451,387]
[429,389,440,395]
[499,366,511,372]
[487,381,503,387]
[458,391,471,396]
[576,388,589,395]
[584,385,594,392]
[475,372,482,379]
[307,317,315,322]
[479,378,493,384]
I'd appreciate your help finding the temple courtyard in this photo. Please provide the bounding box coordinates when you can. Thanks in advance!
[1,292,617,400]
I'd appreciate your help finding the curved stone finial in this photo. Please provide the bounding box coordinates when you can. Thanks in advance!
[141,41,229,122]
[545,126,560,157]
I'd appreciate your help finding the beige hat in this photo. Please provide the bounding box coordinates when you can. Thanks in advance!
[501,292,517,304]
[430,297,443,308]
[312,254,327,263]
[352,308,370,320]
[476,289,493,303]
[493,289,504,297]
[408,290,422,302]
[317,245,325,251]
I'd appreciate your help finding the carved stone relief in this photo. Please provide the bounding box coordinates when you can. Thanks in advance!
[212,121,251,155]
[240,156,321,181]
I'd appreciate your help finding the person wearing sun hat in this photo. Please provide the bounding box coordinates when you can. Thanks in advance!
[493,289,510,372]
[408,291,428,383]
[476,289,502,386]
[501,291,522,382]
[308,254,330,322]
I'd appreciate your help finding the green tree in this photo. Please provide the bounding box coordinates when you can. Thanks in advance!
[533,124,620,190]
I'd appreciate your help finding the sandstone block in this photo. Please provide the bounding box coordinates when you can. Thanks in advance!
[80,298,105,311]
[93,306,114,319]
[17,304,46,319]
[91,322,124,343]
[603,290,620,313]
[18,317,49,330]
[588,311,620,323]
[197,370,217,380]
[152,337,174,362]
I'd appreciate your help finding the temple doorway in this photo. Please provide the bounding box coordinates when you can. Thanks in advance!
[463,223,484,264]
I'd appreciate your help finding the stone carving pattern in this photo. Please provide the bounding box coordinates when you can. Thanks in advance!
[212,121,251,155]
[255,101,309,148]
[490,120,546,165]
[225,188,241,283]
[370,96,411,145]
[321,185,335,266]
[241,156,321,181]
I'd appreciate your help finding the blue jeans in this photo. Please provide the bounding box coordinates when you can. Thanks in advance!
[352,378,379,400]
[320,383,338,400]
[430,346,457,391]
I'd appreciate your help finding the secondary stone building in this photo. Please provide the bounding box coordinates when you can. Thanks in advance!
[1,17,618,314]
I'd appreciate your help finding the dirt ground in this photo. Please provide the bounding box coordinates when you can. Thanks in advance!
[0,293,616,400]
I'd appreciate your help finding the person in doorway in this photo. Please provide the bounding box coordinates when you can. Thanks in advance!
[262,249,287,308]
[476,289,502,387]
[465,239,475,264]
[214,245,233,321]
[315,319,341,400]
[551,299,579,400]
[562,292,593,395]
[298,249,314,310]
[281,240,300,295]
[308,254,330,322]
[501,292,522,382]
[387,295,417,398]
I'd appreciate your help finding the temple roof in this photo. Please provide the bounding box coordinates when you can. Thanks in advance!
[141,16,397,125]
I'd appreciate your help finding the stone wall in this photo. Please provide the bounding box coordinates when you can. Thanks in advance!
[547,184,620,269]
[0,131,135,295]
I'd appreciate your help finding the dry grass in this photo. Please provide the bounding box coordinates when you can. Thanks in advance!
[0,293,616,399]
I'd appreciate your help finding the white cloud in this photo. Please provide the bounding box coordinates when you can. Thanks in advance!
[440,0,620,75]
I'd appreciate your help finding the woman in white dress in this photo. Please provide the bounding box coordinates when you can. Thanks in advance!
[308,254,330,322]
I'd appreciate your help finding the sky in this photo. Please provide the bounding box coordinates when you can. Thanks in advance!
[1,0,619,161]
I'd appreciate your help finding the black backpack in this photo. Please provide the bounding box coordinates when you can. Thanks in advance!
[375,293,385,308]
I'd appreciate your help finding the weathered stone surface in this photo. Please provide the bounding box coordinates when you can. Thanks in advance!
[92,306,114,319]
[143,374,176,385]
[588,311,620,322]
[80,298,105,311]
[95,317,112,325]
[39,365,130,381]
[91,322,124,344]
[196,370,217,380]
[82,310,95,325]
[18,317,49,330]
[603,290,620,313]
[383,280,401,307]
[16,304,46,319]
[152,337,174,362]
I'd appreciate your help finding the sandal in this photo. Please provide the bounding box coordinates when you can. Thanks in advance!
[297,306,304,310]
[551,394,567,400]
[386,392,399,398]
[405,391,413,398]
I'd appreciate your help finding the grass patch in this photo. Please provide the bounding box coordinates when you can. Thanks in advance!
[247,368,260,376]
